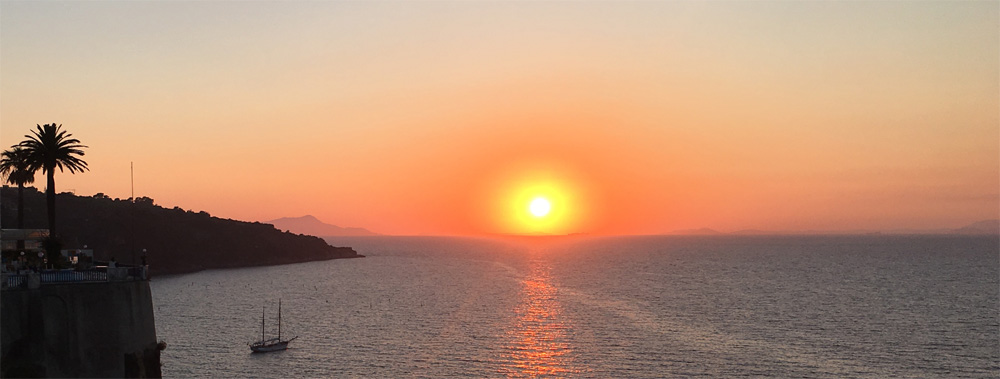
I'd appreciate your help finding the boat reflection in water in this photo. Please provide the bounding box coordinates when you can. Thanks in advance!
[500,259,578,377]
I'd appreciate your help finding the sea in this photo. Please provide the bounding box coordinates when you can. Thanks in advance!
[151,235,999,378]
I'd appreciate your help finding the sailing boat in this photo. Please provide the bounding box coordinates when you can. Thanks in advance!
[249,299,298,353]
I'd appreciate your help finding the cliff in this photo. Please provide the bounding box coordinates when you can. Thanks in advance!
[0,186,362,275]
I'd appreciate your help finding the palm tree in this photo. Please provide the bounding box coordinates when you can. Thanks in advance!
[20,123,88,237]
[0,146,37,250]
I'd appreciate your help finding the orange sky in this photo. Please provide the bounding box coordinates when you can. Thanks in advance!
[2,2,997,235]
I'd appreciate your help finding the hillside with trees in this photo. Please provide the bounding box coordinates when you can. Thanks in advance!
[0,186,361,275]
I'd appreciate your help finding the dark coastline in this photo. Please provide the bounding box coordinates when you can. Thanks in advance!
[152,253,366,277]
[0,186,364,276]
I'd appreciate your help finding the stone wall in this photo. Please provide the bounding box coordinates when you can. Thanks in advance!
[1,280,161,378]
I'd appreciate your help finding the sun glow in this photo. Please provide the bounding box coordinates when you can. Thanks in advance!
[476,160,600,236]
[529,197,551,217]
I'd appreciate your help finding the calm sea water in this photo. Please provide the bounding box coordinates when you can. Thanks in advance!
[151,235,999,378]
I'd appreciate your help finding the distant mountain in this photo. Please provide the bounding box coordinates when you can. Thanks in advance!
[266,215,379,237]
[729,229,773,235]
[668,228,722,235]
[952,219,1000,235]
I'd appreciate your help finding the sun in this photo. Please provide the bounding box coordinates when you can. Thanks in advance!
[479,161,598,235]
[529,197,551,217]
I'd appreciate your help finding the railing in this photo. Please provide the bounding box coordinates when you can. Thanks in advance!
[40,270,108,283]
[2,266,148,290]
[5,274,26,289]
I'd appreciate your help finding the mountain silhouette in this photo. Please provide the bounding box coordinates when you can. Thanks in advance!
[952,219,1000,235]
[668,228,722,235]
[266,215,379,237]
[0,186,362,275]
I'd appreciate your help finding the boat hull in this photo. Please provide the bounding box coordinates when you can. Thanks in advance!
[250,340,289,353]
[249,336,297,353]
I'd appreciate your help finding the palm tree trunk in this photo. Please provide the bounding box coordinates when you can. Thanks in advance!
[16,184,24,227]
[46,169,56,237]
[16,183,25,251]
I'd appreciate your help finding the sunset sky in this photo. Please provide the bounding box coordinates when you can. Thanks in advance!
[2,1,997,236]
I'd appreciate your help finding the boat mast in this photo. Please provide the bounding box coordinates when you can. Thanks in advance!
[261,305,265,342]
[278,299,282,341]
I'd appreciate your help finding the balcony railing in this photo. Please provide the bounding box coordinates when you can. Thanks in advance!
[40,270,109,283]
[5,273,26,288]
[2,266,148,290]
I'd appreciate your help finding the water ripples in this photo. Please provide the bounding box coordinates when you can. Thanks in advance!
[151,235,999,378]
[499,259,581,378]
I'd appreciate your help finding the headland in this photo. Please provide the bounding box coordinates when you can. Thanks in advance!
[0,186,363,276]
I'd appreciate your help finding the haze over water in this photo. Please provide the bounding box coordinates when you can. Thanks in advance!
[2,2,996,236]
[152,235,998,377]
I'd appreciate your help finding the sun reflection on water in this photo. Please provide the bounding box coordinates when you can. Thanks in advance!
[500,259,578,378]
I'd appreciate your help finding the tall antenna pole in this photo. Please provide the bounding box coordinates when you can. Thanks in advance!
[131,162,136,265]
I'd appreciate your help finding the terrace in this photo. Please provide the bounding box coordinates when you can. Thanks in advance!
[2,264,149,290]
[1,229,149,290]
